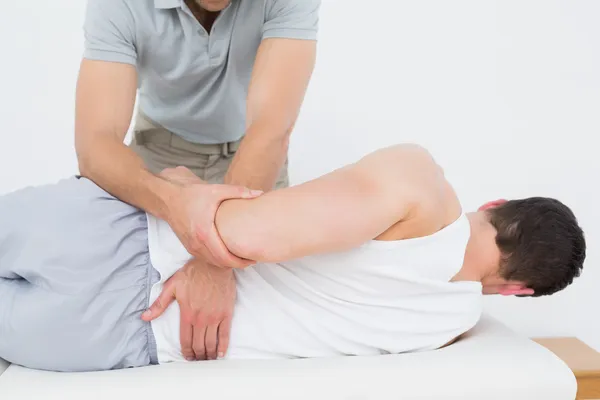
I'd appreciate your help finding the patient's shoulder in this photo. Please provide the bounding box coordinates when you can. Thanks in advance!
[374,155,462,241]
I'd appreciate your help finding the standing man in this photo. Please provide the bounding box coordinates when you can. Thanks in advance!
[75,0,320,362]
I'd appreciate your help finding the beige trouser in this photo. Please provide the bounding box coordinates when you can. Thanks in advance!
[129,113,289,189]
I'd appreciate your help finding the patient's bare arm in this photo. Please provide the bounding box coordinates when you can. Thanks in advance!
[215,144,445,264]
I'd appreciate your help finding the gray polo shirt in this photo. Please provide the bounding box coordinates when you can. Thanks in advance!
[83,0,320,144]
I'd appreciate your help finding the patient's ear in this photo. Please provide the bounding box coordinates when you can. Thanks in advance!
[497,284,534,297]
[478,199,508,211]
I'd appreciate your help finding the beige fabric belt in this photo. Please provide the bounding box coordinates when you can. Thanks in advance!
[134,112,242,156]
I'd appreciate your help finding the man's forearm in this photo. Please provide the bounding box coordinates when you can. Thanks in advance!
[77,134,177,221]
[224,122,290,192]
[75,59,178,221]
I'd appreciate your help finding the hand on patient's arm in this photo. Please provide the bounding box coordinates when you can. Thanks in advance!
[159,167,263,268]
[224,38,316,191]
[142,258,236,361]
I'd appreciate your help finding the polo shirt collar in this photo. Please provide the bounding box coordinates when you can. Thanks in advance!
[154,0,182,9]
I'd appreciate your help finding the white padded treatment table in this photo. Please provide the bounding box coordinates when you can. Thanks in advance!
[0,315,576,400]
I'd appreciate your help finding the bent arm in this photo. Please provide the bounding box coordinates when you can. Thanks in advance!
[215,145,441,263]
[75,59,176,220]
[75,0,178,220]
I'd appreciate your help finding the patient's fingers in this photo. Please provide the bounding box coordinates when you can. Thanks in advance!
[205,324,219,360]
[180,314,195,361]
[192,318,207,361]
[142,278,176,322]
[217,318,232,360]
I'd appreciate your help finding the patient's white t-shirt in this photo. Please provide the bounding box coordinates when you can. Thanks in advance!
[146,213,483,363]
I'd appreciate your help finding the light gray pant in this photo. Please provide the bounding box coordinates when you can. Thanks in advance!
[0,177,159,372]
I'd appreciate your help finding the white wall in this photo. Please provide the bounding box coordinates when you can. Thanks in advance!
[1,1,599,349]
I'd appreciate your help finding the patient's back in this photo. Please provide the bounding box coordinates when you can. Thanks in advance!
[229,213,483,359]
[149,212,483,362]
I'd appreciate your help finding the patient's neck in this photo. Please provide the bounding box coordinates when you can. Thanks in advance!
[451,212,499,283]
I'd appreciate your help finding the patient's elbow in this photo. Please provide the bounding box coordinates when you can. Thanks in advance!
[227,238,276,268]
[216,217,265,267]
[228,240,272,267]
[220,226,281,266]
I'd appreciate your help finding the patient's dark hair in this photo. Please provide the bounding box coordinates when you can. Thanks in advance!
[486,197,586,297]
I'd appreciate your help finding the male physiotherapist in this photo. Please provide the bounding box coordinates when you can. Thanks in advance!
[74,0,320,361]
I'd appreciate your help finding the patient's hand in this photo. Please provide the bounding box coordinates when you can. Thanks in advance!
[142,258,236,361]
[160,166,263,269]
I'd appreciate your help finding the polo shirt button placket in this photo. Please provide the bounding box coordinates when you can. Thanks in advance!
[209,39,223,65]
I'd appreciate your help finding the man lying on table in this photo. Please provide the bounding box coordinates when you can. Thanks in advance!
[0,144,586,371]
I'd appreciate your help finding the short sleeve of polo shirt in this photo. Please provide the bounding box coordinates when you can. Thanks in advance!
[82,0,138,65]
[263,0,321,41]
